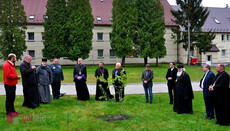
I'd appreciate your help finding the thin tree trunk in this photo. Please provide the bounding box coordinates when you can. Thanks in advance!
[177,43,179,63]
[187,19,191,66]
[144,57,148,67]
[121,57,125,68]
[200,53,202,66]
[156,58,159,67]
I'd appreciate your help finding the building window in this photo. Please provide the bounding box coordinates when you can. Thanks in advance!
[221,34,225,41]
[97,33,103,41]
[109,33,112,40]
[221,50,226,57]
[28,33,34,41]
[98,50,104,58]
[110,49,115,57]
[29,15,35,19]
[41,32,45,41]
[190,50,194,57]
[28,50,35,58]
[227,34,229,41]
[97,17,102,21]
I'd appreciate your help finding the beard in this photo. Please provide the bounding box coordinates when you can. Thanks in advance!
[13,60,16,65]
[177,71,183,77]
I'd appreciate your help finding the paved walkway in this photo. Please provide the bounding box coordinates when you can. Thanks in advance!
[0,82,202,95]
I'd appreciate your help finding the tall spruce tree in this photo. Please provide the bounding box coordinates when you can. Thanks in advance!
[111,0,138,67]
[137,0,166,66]
[66,0,94,61]
[43,0,68,60]
[195,31,215,64]
[0,0,27,60]
[171,0,212,65]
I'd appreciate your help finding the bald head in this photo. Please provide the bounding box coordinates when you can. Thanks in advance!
[25,55,32,64]
[216,64,225,73]
[78,58,82,65]
[115,63,121,70]
[53,58,59,65]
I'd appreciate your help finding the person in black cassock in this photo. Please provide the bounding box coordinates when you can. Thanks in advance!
[95,62,114,101]
[166,62,177,105]
[20,55,40,109]
[73,58,90,100]
[112,63,126,102]
[209,64,230,126]
[36,58,52,104]
[174,64,194,114]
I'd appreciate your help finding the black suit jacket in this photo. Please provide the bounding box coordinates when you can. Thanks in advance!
[112,68,126,85]
[166,68,178,86]
[142,70,154,87]
[199,70,215,97]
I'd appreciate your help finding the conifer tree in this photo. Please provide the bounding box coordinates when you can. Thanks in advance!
[0,0,27,60]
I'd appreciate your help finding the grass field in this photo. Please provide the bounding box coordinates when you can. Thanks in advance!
[0,64,230,83]
[0,92,229,130]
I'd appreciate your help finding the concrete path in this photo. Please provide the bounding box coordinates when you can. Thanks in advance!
[0,82,202,95]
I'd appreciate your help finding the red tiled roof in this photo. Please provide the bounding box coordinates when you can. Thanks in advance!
[90,0,113,25]
[21,0,47,24]
[21,0,177,27]
[161,0,178,26]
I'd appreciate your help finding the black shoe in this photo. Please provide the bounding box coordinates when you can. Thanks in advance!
[150,102,152,104]
[146,101,149,103]
[109,95,114,99]
[53,97,60,100]
[59,93,66,97]
[169,102,173,105]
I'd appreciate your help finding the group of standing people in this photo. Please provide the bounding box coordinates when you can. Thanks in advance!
[73,58,126,102]
[3,54,230,126]
[163,62,230,126]
[3,54,65,115]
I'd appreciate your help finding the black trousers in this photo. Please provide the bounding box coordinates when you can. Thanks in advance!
[114,83,124,102]
[4,84,16,115]
[168,83,175,103]
[204,95,214,118]
[51,81,61,99]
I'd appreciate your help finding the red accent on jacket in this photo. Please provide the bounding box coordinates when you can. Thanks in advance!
[3,61,18,86]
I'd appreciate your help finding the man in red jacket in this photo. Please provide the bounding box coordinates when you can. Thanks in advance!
[3,53,20,115]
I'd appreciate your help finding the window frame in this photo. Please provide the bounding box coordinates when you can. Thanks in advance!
[221,50,226,57]
[28,32,35,41]
[28,50,35,59]
[97,49,104,58]
[97,33,103,41]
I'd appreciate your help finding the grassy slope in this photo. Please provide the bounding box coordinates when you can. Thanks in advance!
[0,92,229,130]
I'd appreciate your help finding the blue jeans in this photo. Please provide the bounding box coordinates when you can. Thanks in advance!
[144,85,153,103]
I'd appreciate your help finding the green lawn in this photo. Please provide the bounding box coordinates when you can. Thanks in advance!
[0,92,229,130]
[1,64,230,83]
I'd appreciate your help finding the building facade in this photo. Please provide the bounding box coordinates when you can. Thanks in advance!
[0,0,229,66]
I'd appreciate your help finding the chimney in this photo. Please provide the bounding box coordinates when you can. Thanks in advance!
[226,4,229,8]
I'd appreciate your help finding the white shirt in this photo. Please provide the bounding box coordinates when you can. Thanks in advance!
[201,70,209,88]
[8,60,14,66]
[171,67,174,71]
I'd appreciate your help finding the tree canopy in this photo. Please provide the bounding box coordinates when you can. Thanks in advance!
[0,0,27,60]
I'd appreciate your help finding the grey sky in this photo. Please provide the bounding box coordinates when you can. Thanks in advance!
[167,0,230,8]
